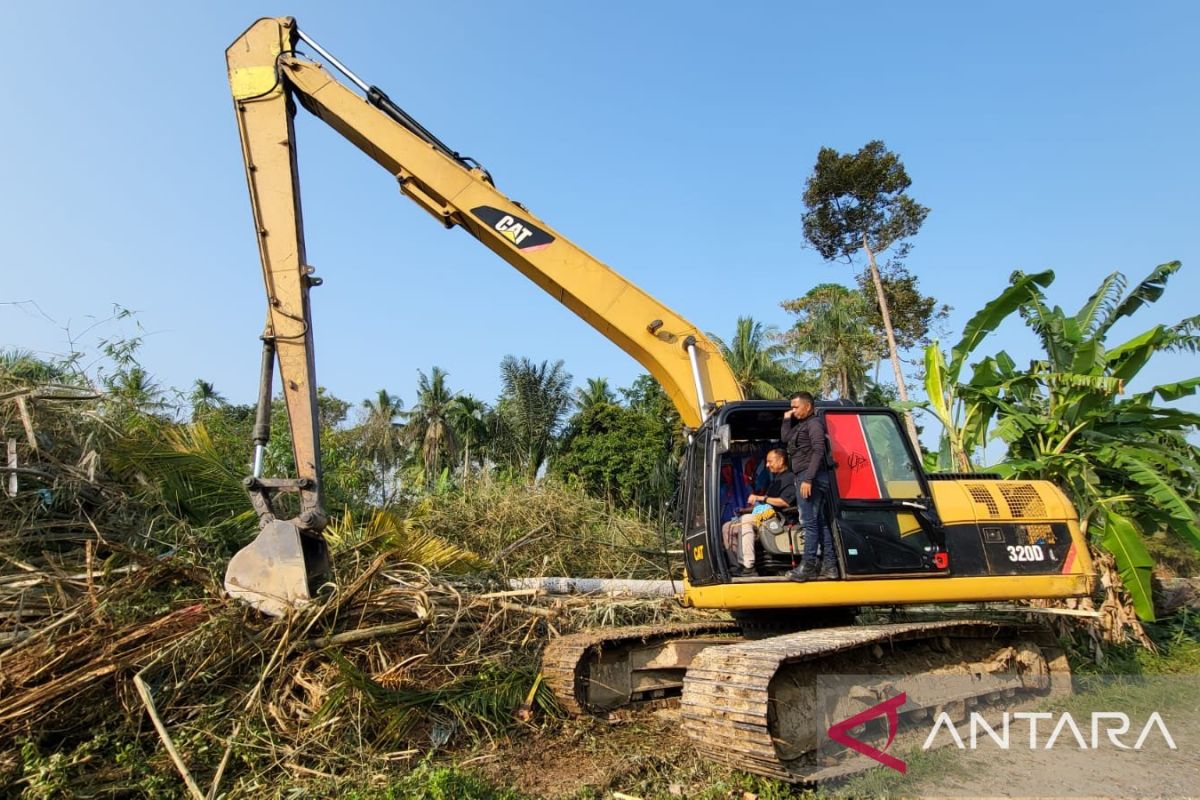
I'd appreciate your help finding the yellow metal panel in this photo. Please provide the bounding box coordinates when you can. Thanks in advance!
[683,573,1094,610]
[229,66,279,99]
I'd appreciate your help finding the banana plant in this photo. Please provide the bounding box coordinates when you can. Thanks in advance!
[916,262,1199,619]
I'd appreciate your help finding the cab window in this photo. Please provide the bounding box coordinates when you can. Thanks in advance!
[826,412,923,500]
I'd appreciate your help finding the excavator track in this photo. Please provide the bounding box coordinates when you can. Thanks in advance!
[680,619,1070,783]
[542,621,740,716]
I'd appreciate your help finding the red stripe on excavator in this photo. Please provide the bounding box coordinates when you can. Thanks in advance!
[1062,541,1077,573]
[827,413,881,500]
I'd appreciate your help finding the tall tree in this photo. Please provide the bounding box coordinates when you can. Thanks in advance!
[781,283,877,400]
[189,379,228,420]
[401,367,459,484]
[106,366,167,418]
[552,400,677,511]
[447,393,490,479]
[802,140,929,445]
[494,356,573,480]
[359,389,406,494]
[707,316,790,400]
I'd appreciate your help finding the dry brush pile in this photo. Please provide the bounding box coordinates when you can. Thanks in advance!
[0,377,716,798]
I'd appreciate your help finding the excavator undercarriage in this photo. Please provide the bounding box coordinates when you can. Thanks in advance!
[543,618,1069,782]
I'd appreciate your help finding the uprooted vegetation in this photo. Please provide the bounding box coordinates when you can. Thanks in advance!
[0,363,722,798]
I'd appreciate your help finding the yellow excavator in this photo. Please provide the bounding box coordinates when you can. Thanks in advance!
[225,18,1095,781]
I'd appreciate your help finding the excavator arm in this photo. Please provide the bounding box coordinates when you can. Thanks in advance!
[224,17,743,614]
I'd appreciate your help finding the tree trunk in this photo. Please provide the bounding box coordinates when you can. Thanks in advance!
[862,235,921,450]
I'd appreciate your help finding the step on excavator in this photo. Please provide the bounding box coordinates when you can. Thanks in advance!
[224,18,1095,781]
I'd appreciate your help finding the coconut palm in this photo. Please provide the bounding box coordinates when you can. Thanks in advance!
[106,366,168,417]
[359,389,406,490]
[707,316,790,400]
[401,367,459,484]
[447,394,490,478]
[189,379,228,419]
[781,284,879,401]
[574,377,616,412]
[494,356,573,479]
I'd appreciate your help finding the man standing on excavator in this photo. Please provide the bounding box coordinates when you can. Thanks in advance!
[781,392,838,581]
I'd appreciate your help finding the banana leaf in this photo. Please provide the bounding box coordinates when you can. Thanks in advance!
[1074,271,1126,334]
[1098,509,1157,621]
[1116,451,1200,549]
[948,270,1053,382]
[1097,261,1181,335]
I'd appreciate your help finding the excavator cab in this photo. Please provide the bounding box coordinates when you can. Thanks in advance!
[680,401,1084,593]
[680,401,940,585]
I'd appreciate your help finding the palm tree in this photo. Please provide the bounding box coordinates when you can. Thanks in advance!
[189,379,228,419]
[781,284,878,401]
[360,389,406,476]
[495,356,573,479]
[708,317,790,400]
[107,366,167,416]
[401,367,459,484]
[447,394,489,478]
[574,377,616,411]
[0,349,70,384]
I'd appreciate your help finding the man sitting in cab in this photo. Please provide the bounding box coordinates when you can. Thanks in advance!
[722,448,796,577]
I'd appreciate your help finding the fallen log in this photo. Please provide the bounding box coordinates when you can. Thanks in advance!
[506,577,678,598]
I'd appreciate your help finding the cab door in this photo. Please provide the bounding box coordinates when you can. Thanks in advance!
[823,410,947,577]
[680,424,718,586]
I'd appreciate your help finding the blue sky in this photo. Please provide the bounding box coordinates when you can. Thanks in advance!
[2,2,1196,430]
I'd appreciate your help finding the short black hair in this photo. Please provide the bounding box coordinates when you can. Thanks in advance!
[791,391,815,405]
[767,447,786,462]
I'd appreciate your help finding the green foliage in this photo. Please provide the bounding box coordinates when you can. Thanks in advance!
[801,140,930,259]
[343,762,534,800]
[401,367,461,485]
[919,262,1200,619]
[856,259,949,351]
[781,283,877,400]
[324,658,556,744]
[707,316,792,400]
[574,377,616,411]
[324,507,488,570]
[408,476,667,578]
[262,388,374,511]
[447,392,491,476]
[358,389,406,479]
[492,356,573,479]
[552,401,677,511]
[108,421,256,555]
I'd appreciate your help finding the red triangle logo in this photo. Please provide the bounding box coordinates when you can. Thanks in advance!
[826,691,908,773]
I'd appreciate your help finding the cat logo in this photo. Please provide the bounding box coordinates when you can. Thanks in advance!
[470,206,554,252]
[692,544,705,561]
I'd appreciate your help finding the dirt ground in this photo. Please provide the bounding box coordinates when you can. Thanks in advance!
[467,695,1200,800]
[471,711,717,799]
[908,711,1200,798]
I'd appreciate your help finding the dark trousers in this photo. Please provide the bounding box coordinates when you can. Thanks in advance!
[796,472,835,567]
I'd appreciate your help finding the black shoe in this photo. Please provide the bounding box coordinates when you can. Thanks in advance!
[787,562,819,582]
[819,562,840,580]
[730,564,755,577]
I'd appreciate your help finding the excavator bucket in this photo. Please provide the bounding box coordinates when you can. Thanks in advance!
[224,519,330,617]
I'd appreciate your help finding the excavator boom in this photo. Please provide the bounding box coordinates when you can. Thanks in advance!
[224,17,742,613]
